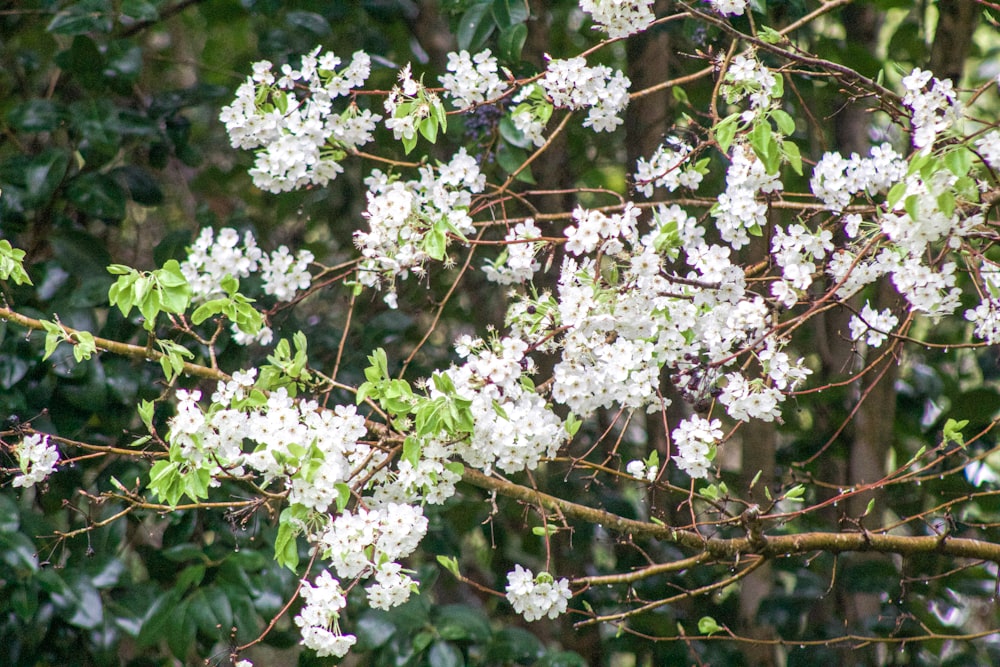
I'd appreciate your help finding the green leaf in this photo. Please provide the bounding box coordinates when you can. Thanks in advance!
[698,616,722,635]
[783,484,805,502]
[770,109,795,135]
[58,35,105,89]
[424,225,448,261]
[943,417,969,448]
[66,172,127,221]
[436,555,461,579]
[0,240,32,285]
[498,23,528,63]
[6,100,65,132]
[457,1,496,52]
[166,597,196,659]
[886,180,907,208]
[492,0,529,28]
[758,25,783,44]
[945,146,973,177]
[187,587,233,641]
[25,149,71,204]
[782,139,802,175]
[714,114,740,154]
[403,436,422,468]
[121,0,159,21]
[937,190,955,218]
[275,507,303,571]
[428,641,463,667]
[114,165,164,205]
[565,413,582,438]
[418,115,439,144]
[496,144,534,183]
[864,498,876,517]
[47,0,113,35]
[435,604,491,642]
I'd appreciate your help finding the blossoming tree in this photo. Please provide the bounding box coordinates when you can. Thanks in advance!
[2,0,1000,664]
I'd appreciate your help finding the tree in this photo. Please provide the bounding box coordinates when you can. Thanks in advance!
[2,1,1000,665]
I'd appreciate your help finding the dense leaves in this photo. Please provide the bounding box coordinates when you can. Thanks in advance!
[1,0,1000,666]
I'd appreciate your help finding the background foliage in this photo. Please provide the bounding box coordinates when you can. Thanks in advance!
[2,1,1000,666]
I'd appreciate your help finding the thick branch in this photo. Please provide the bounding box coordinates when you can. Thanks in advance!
[462,469,1000,563]
[0,305,228,382]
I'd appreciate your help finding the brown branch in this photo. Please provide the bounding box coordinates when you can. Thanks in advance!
[0,305,228,382]
[461,469,1000,562]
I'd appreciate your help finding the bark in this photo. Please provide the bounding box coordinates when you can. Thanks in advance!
[823,5,894,662]
[405,0,454,71]
[929,0,979,84]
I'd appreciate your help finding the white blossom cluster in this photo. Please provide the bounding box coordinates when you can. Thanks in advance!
[579,0,656,39]
[901,68,962,150]
[510,86,549,147]
[540,56,631,132]
[976,130,1000,170]
[722,53,780,118]
[439,49,508,109]
[564,203,640,256]
[718,373,785,423]
[318,503,426,608]
[849,301,899,348]
[354,149,485,306]
[879,171,980,258]
[182,227,314,305]
[965,263,1000,343]
[294,570,356,658]
[671,415,722,479]
[180,227,314,345]
[220,48,377,192]
[11,433,58,488]
[810,143,907,212]
[483,219,544,284]
[648,203,705,259]
[448,336,567,474]
[633,137,704,196]
[770,223,834,306]
[505,565,572,622]
[552,209,678,414]
[168,375,435,650]
[889,255,961,318]
[168,378,371,512]
[626,455,658,481]
[711,142,781,249]
[710,0,748,16]
[384,64,443,142]
[544,197,808,429]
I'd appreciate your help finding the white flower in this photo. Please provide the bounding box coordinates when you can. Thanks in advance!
[625,458,658,481]
[579,0,656,38]
[976,130,1000,170]
[12,434,59,488]
[540,56,630,133]
[221,49,378,192]
[440,49,507,108]
[849,301,898,348]
[294,571,357,657]
[505,565,572,622]
[671,416,722,479]
[901,67,961,150]
[711,0,748,16]
[483,219,543,284]
[634,137,703,196]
